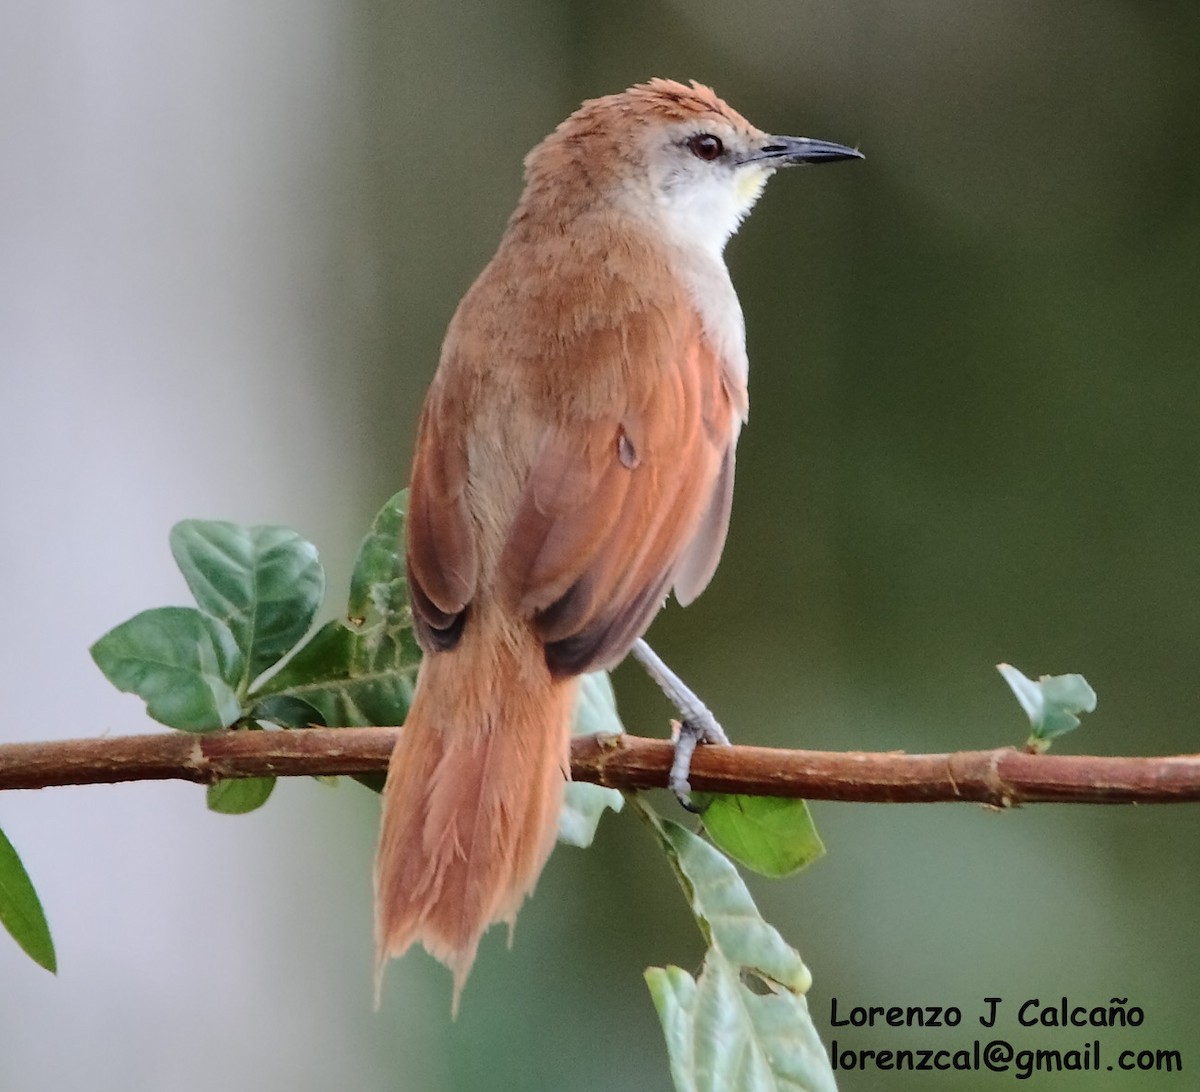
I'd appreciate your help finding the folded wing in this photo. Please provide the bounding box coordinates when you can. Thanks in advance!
[406,304,744,676]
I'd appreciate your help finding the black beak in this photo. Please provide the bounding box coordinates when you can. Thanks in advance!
[749,135,864,166]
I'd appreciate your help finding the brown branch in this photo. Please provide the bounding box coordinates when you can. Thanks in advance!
[1,729,1199,806]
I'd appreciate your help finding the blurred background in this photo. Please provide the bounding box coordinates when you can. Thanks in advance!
[2,2,1198,1089]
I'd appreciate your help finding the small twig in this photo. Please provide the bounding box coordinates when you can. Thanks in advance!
[0,731,393,790]
[1,730,1199,806]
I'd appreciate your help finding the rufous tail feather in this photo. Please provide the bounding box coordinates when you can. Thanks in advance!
[373,619,575,1011]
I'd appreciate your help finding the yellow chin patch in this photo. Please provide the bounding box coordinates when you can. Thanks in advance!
[735,164,772,209]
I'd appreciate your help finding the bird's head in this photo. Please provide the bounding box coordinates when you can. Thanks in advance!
[520,78,862,255]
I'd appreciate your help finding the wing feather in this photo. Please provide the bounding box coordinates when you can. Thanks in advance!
[499,312,739,676]
[407,384,479,652]
[407,270,744,676]
[672,440,735,606]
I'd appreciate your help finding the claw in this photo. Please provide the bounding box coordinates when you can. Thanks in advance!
[670,720,706,811]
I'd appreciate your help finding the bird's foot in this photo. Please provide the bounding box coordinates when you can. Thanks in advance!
[630,638,731,811]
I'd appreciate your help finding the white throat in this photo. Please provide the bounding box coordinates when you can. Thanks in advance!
[644,164,773,408]
[654,162,773,259]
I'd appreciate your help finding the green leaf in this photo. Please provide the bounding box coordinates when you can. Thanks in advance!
[997,663,1097,751]
[0,826,56,973]
[207,777,277,814]
[255,620,419,727]
[644,810,811,992]
[250,694,327,729]
[638,807,834,1092]
[254,491,421,728]
[352,771,388,795]
[646,950,836,1092]
[170,520,324,688]
[702,796,825,878]
[558,672,625,848]
[91,607,244,731]
[572,670,624,737]
[347,490,409,627]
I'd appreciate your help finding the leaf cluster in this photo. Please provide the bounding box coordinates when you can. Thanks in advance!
[89,495,421,801]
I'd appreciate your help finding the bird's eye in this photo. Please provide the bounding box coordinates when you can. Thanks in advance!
[686,133,724,162]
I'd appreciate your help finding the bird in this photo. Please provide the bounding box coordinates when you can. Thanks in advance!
[374,78,861,1007]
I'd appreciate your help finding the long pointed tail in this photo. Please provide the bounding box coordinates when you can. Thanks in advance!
[374,619,576,1005]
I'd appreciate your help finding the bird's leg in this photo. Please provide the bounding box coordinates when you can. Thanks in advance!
[630,638,730,811]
